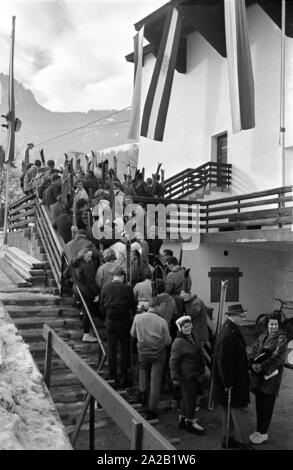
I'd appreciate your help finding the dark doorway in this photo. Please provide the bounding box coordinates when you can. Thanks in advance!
[216,133,227,187]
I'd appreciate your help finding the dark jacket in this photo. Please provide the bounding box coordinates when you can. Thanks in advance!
[184,296,209,343]
[83,175,100,194]
[249,330,287,397]
[151,181,164,198]
[165,266,191,296]
[100,281,137,322]
[43,182,61,207]
[213,319,250,407]
[70,258,99,300]
[135,181,152,198]
[169,332,205,382]
[53,213,72,244]
[64,232,99,263]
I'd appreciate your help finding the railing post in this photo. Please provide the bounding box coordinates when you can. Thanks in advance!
[206,203,209,233]
[278,192,284,228]
[130,419,143,450]
[89,395,95,450]
[71,393,91,447]
[44,330,52,389]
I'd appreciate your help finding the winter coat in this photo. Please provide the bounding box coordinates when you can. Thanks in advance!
[133,279,153,302]
[70,258,99,300]
[23,165,37,192]
[64,232,100,263]
[169,332,205,382]
[130,258,151,287]
[213,319,250,407]
[249,330,287,397]
[52,213,72,244]
[165,265,191,296]
[131,311,171,360]
[100,281,137,322]
[184,296,209,343]
[151,181,164,198]
[83,175,100,194]
[157,293,177,328]
[135,181,152,198]
[43,182,61,207]
[95,261,117,289]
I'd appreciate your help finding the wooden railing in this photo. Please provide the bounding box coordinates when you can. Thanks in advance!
[164,161,232,199]
[200,186,293,232]
[8,194,36,230]
[43,325,174,450]
[35,197,63,293]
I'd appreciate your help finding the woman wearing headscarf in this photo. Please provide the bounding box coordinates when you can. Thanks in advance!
[169,315,205,435]
[249,311,287,445]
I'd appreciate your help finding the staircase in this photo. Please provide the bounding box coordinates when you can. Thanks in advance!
[164,161,232,200]
[0,290,108,432]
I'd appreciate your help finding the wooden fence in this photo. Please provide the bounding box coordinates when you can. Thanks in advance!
[200,186,293,232]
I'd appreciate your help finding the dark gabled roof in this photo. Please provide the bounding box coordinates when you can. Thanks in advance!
[125,0,293,73]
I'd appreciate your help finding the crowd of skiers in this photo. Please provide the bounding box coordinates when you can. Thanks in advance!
[20,156,289,449]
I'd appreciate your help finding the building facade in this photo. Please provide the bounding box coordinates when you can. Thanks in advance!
[127,1,293,322]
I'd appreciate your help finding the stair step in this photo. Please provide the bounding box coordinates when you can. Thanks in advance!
[0,293,74,306]
[13,316,82,329]
[6,246,46,269]
[0,259,32,287]
[5,305,80,318]
[4,254,33,281]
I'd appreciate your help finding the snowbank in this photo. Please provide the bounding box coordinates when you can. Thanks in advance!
[0,302,72,450]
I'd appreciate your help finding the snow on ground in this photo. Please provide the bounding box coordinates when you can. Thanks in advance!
[0,302,72,450]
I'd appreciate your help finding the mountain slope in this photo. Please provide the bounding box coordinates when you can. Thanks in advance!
[0,73,133,167]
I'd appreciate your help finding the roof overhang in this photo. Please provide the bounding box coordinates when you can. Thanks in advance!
[125,0,293,73]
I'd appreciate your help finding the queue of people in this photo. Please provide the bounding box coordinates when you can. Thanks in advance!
[20,155,289,449]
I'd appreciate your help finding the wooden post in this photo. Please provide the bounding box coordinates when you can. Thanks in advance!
[3,164,10,245]
[44,330,52,389]
[130,419,143,450]
[89,395,95,450]
[71,393,91,447]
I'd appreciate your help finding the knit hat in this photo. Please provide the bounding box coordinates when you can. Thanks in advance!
[176,315,192,331]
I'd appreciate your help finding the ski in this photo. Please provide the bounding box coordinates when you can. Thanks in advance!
[208,279,229,411]
[125,239,132,286]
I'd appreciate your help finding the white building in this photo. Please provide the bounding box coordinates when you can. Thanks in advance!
[126,0,293,322]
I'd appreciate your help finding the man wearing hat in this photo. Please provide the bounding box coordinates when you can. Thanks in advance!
[213,304,253,450]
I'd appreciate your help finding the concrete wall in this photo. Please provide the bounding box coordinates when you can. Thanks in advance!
[180,243,293,323]
[136,4,293,189]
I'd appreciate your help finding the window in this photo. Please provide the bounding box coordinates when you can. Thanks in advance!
[208,267,243,303]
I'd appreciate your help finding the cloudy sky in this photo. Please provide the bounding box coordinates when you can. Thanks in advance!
[0,0,166,112]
